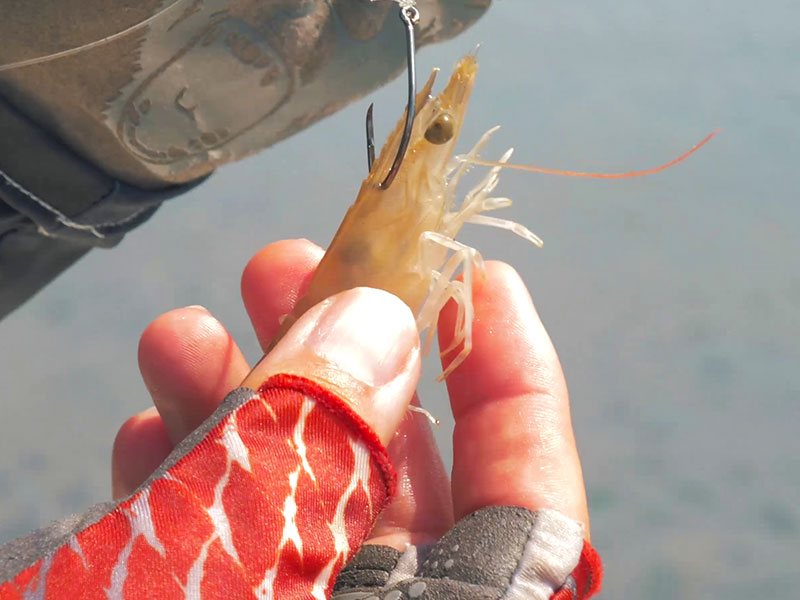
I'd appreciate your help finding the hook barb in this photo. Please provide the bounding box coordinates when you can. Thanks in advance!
[366,104,376,172]
[365,5,419,190]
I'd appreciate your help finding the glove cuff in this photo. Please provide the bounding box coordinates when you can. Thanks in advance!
[334,506,603,600]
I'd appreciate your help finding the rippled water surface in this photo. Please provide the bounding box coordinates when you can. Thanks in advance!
[1,2,798,598]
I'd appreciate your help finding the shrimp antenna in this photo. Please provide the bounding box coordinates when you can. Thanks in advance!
[468,130,720,178]
[366,4,420,189]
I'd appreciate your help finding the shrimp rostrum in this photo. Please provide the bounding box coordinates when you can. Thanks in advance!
[272,54,539,378]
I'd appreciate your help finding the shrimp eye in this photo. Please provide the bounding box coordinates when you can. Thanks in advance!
[424,112,455,145]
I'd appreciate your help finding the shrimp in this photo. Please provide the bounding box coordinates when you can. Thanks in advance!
[270,53,716,380]
[269,54,529,379]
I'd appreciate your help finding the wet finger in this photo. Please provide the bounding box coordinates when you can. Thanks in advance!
[438,262,590,534]
[241,238,324,351]
[111,408,172,499]
[243,287,420,445]
[365,396,454,549]
[138,306,250,445]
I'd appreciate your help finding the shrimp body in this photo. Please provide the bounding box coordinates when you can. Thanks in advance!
[274,55,540,378]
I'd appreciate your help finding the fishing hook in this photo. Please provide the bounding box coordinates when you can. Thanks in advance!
[366,4,420,189]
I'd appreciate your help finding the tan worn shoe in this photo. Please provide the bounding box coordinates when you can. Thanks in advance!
[0,0,491,318]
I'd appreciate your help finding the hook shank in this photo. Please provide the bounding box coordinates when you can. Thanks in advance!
[365,5,419,190]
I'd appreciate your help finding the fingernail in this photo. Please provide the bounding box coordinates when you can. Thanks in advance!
[303,288,418,387]
[185,305,209,313]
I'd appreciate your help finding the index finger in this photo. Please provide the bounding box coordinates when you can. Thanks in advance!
[438,261,590,534]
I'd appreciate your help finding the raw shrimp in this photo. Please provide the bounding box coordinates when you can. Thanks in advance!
[270,54,533,379]
[269,53,715,380]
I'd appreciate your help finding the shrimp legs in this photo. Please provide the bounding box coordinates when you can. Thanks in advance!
[415,129,543,379]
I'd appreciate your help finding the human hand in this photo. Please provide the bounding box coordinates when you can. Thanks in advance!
[0,242,422,598]
[112,238,597,598]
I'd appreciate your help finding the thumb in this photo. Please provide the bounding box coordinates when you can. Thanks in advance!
[243,286,421,444]
[0,288,421,600]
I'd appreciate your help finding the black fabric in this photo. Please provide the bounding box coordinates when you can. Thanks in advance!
[418,506,538,587]
[332,506,575,600]
[334,544,403,591]
[0,1,492,321]
[0,94,205,320]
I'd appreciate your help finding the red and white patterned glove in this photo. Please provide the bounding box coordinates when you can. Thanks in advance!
[0,380,602,600]
[0,288,421,599]
[0,376,398,599]
[0,259,603,599]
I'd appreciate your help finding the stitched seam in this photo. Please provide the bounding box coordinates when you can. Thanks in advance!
[82,202,158,231]
[258,374,397,499]
[0,167,105,239]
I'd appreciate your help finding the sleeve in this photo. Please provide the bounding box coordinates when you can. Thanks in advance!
[0,94,203,321]
[0,1,491,321]
[0,374,395,600]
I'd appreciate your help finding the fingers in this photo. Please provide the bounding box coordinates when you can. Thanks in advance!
[111,408,172,499]
[365,397,454,549]
[125,239,440,548]
[243,287,421,444]
[138,306,250,445]
[439,262,590,534]
[114,307,251,497]
[242,239,324,350]
[243,240,452,549]
[135,237,323,451]
[123,240,426,511]
[242,240,419,442]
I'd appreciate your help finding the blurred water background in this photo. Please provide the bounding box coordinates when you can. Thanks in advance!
[1,1,798,598]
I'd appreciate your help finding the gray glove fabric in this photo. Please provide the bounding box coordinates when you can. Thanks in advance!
[332,506,586,600]
[0,0,490,319]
